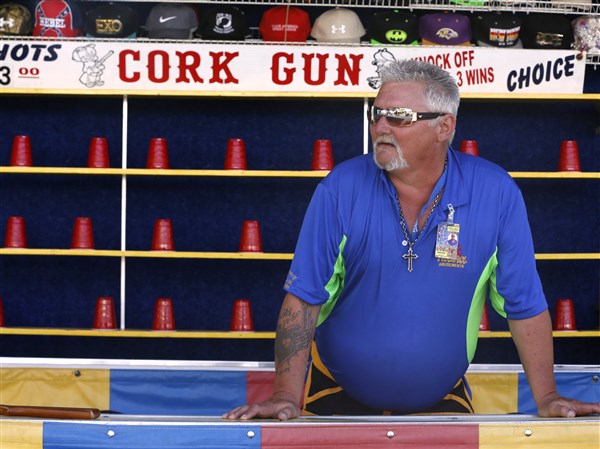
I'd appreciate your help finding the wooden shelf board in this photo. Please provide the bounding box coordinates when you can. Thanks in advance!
[1,248,596,260]
[0,249,295,259]
[1,328,597,338]
[480,331,600,338]
[2,167,598,179]
[0,328,276,339]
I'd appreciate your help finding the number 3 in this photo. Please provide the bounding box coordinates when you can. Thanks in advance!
[0,66,11,85]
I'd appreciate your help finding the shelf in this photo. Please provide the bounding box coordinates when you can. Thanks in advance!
[1,327,598,338]
[2,167,599,179]
[76,0,600,16]
[0,327,276,339]
[0,249,295,259]
[1,249,597,261]
[0,167,329,177]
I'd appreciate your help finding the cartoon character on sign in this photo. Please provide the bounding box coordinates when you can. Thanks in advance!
[367,49,397,90]
[72,44,113,88]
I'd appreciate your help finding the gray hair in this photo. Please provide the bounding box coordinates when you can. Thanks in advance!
[379,59,460,117]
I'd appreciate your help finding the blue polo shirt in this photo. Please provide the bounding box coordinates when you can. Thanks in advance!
[284,149,547,412]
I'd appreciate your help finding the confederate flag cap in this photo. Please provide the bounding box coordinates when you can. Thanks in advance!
[33,0,83,37]
[259,5,311,42]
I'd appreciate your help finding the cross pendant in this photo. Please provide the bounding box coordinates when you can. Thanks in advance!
[403,246,418,272]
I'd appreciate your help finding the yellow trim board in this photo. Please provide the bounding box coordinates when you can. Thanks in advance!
[0,368,110,410]
[480,422,600,449]
[0,420,43,449]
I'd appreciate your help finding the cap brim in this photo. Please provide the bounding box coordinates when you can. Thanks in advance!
[476,39,522,48]
[371,38,419,45]
[313,37,362,43]
[422,38,472,46]
[148,29,194,39]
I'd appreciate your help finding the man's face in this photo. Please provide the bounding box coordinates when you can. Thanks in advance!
[370,81,440,172]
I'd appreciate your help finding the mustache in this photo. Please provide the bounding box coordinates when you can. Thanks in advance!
[373,135,400,151]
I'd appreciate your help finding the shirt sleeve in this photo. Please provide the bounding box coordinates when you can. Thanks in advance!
[284,181,345,306]
[493,183,548,320]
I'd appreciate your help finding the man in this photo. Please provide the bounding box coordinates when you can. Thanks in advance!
[224,59,600,420]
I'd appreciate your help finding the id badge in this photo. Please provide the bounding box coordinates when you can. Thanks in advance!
[435,223,460,259]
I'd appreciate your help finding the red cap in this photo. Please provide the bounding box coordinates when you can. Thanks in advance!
[259,6,311,42]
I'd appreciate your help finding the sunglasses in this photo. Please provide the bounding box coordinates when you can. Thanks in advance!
[367,106,447,127]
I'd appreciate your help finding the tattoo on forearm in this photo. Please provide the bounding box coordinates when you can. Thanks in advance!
[275,301,315,374]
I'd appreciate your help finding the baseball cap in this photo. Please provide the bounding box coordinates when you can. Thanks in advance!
[145,3,198,39]
[85,3,138,38]
[573,16,600,55]
[419,12,472,46]
[472,12,522,48]
[521,13,574,49]
[33,0,83,37]
[367,9,418,45]
[197,5,250,40]
[259,6,310,42]
[311,7,366,44]
[0,2,33,35]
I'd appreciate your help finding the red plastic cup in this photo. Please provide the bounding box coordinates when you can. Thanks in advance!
[460,140,479,157]
[312,139,334,170]
[0,296,5,327]
[4,216,27,248]
[230,299,254,332]
[479,303,490,331]
[553,299,577,331]
[239,220,262,252]
[93,297,116,329]
[224,138,248,170]
[152,298,176,331]
[152,219,175,251]
[87,137,110,168]
[147,137,170,169]
[558,140,581,171]
[10,135,32,166]
[71,217,95,249]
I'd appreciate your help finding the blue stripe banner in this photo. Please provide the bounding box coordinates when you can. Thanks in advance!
[44,422,261,449]
[110,370,247,415]
[518,372,600,414]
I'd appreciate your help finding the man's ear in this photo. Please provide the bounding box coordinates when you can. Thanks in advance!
[437,114,456,143]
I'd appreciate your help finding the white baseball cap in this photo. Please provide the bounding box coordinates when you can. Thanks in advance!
[311,7,365,43]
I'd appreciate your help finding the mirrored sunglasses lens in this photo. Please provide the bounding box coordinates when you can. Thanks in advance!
[385,114,412,126]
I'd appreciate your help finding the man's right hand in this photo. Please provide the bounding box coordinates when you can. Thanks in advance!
[222,393,301,421]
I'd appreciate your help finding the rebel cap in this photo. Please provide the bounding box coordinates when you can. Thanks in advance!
[311,7,366,43]
[0,2,33,35]
[33,0,83,37]
[197,5,250,40]
[472,12,522,47]
[259,5,311,42]
[85,3,138,38]
[145,3,198,39]
[367,9,418,45]
[419,12,472,46]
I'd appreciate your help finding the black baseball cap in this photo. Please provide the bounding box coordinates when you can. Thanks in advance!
[197,5,250,40]
[85,3,139,38]
[472,12,522,47]
[367,9,418,45]
[521,13,574,49]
